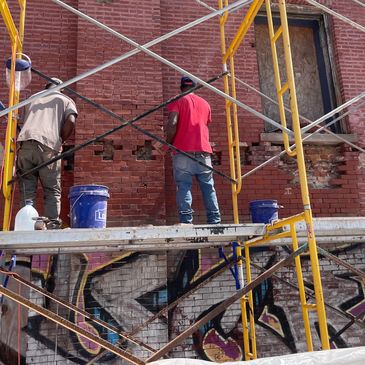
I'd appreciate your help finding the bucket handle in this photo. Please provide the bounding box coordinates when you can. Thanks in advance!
[70,193,85,213]
[16,52,32,64]
[7,53,32,68]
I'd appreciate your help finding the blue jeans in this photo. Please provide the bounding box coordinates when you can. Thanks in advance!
[173,153,221,224]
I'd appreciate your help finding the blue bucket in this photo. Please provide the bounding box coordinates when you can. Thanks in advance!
[249,200,280,224]
[69,185,109,228]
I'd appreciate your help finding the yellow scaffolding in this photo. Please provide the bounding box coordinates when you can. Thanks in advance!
[0,0,333,361]
[0,0,27,231]
[218,0,253,358]
[218,0,330,359]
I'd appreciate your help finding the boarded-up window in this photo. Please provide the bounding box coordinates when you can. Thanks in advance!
[254,16,341,133]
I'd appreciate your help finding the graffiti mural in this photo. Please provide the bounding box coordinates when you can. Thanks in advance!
[185,251,296,361]
[18,244,365,364]
[193,303,243,362]
[314,322,347,349]
[337,272,365,321]
[30,253,132,362]
[68,253,135,360]
[28,252,167,363]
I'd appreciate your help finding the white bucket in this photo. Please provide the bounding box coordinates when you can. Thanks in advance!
[6,53,32,91]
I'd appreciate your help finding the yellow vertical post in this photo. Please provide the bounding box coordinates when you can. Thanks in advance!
[18,0,27,42]
[278,0,329,349]
[218,0,257,360]
[265,1,295,157]
[290,223,313,351]
[244,244,256,358]
[2,43,18,231]
[216,0,330,355]
[0,0,18,40]
[1,0,26,231]
[218,0,242,220]
[264,0,330,350]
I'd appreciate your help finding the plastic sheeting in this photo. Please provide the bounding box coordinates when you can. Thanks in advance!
[149,347,365,365]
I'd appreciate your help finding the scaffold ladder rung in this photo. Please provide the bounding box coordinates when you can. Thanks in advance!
[279,82,289,96]
[304,303,318,310]
[273,25,283,42]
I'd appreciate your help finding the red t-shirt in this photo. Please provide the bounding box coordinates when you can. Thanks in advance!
[168,94,213,153]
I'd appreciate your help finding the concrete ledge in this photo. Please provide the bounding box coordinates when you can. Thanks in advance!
[0,223,265,253]
[0,217,365,254]
[260,133,358,145]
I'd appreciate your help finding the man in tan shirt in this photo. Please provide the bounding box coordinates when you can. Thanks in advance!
[17,78,78,228]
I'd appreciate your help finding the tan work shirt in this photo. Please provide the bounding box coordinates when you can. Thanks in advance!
[18,91,78,152]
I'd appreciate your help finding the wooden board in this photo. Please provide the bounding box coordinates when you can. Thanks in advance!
[255,22,325,131]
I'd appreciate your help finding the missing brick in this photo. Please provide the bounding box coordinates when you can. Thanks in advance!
[94,140,122,161]
[281,145,343,189]
[240,145,250,165]
[133,140,155,160]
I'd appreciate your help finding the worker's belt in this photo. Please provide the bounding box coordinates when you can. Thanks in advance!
[18,139,39,146]
[186,151,211,157]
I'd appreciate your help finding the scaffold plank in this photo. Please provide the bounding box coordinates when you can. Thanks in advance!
[0,223,265,253]
[0,217,364,254]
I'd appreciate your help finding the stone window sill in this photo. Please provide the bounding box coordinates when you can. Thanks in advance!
[260,133,358,146]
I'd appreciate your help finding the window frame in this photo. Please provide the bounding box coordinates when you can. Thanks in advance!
[255,7,346,135]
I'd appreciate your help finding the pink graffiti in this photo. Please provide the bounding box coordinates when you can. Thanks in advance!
[32,255,52,277]
[202,328,242,362]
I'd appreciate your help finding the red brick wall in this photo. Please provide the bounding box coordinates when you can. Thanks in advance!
[73,0,166,226]
[1,0,364,228]
[329,1,365,216]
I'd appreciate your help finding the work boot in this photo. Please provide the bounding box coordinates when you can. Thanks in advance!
[33,216,49,230]
[46,219,62,230]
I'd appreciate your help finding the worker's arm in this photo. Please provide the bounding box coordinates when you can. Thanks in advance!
[16,106,26,124]
[61,113,76,143]
[165,112,179,144]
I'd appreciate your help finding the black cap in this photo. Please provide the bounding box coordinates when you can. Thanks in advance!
[181,76,197,88]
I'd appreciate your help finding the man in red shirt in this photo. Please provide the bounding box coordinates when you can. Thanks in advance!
[166,76,221,224]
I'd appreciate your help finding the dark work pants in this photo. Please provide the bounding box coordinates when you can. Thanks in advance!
[16,140,61,221]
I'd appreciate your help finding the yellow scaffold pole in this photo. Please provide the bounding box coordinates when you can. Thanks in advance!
[218,0,266,360]
[218,0,330,356]
[265,0,330,350]
[0,0,26,231]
